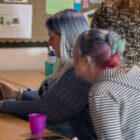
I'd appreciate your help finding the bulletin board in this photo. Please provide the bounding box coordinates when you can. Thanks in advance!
[0,0,99,47]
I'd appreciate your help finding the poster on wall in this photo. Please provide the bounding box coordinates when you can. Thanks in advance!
[89,0,101,3]
[0,4,32,39]
[4,0,28,2]
[46,0,74,15]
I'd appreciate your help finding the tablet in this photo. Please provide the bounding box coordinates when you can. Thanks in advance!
[26,136,65,140]
[0,90,3,100]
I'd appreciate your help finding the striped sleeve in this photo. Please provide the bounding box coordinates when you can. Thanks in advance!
[89,95,122,140]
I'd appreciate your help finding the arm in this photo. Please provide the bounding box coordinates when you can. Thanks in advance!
[1,71,91,123]
[0,81,42,100]
[89,95,122,140]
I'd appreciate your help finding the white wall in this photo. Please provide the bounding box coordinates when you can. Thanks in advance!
[0,47,48,70]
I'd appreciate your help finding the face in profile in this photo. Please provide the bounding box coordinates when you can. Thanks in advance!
[74,37,101,84]
[48,30,61,57]
[74,39,91,82]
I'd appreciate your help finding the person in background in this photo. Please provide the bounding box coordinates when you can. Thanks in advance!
[74,28,140,139]
[91,0,140,68]
[0,9,96,140]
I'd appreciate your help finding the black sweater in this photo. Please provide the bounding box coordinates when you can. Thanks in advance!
[2,68,96,140]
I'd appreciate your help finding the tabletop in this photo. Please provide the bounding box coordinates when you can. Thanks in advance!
[0,113,71,140]
[0,70,46,89]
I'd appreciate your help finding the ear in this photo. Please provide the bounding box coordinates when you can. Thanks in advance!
[86,56,93,65]
[78,56,91,72]
[80,56,90,66]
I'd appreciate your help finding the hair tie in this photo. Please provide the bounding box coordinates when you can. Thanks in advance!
[107,31,126,54]
[112,37,126,54]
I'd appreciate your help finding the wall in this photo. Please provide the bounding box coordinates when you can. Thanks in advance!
[0,47,48,70]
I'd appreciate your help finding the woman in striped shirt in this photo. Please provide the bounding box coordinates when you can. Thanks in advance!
[74,28,140,139]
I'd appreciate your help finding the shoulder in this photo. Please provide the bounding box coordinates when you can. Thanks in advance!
[59,68,92,94]
[89,80,120,99]
[63,68,91,86]
[89,81,110,96]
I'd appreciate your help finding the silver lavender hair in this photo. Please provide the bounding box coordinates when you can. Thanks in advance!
[46,9,90,84]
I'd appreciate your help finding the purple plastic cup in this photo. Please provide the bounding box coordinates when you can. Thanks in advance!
[29,113,47,134]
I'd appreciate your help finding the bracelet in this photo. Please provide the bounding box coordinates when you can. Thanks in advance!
[15,89,23,100]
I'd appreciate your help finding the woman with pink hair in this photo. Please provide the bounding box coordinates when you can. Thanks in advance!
[74,28,140,139]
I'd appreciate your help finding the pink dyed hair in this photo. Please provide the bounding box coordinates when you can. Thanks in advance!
[74,29,122,70]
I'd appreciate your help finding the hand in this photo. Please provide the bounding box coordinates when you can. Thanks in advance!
[0,100,3,112]
[0,82,17,99]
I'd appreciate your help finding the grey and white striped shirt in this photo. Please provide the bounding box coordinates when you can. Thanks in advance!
[89,65,140,140]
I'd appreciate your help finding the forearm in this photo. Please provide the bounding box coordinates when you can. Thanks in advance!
[1,99,40,120]
[1,98,65,123]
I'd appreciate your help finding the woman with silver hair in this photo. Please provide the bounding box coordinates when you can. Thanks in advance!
[0,9,96,139]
